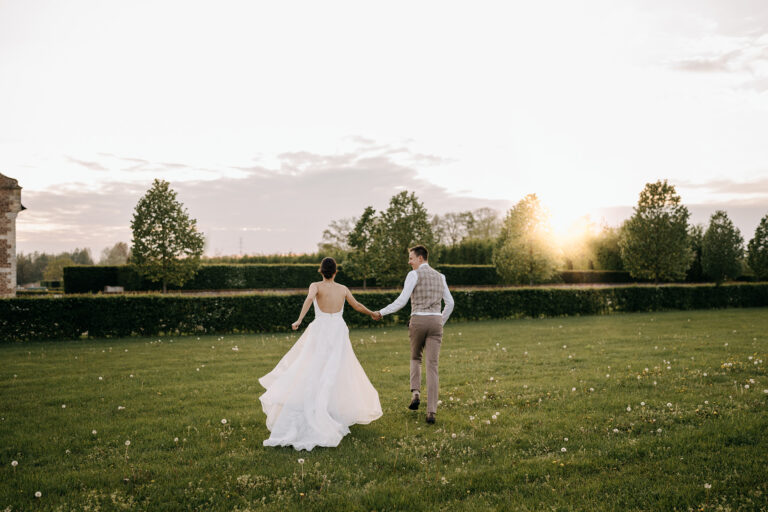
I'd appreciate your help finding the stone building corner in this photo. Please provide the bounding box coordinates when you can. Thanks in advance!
[0,173,25,297]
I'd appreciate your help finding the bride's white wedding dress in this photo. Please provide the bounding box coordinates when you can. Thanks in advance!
[259,298,383,451]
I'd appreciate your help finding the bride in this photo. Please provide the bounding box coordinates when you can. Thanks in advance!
[258,257,383,451]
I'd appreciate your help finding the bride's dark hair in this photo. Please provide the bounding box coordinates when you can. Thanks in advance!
[319,257,337,279]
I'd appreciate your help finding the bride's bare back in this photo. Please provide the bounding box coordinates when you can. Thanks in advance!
[314,281,347,313]
[292,276,374,330]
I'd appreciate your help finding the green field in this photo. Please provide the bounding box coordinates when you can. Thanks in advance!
[2,308,767,511]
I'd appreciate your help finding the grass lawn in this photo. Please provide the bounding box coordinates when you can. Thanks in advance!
[1,308,767,511]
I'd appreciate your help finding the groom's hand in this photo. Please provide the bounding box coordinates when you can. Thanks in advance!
[371,311,382,321]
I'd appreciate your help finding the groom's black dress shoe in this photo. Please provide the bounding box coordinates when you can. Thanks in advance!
[408,396,420,410]
[426,413,435,424]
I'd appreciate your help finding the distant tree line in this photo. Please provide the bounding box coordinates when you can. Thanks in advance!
[18,179,768,290]
[16,244,131,285]
[315,181,768,286]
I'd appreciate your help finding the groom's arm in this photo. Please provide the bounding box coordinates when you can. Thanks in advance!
[441,274,454,325]
[378,271,418,317]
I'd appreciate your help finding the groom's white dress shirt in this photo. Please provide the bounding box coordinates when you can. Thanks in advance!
[378,263,454,325]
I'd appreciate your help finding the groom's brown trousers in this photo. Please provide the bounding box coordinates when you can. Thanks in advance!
[409,315,443,414]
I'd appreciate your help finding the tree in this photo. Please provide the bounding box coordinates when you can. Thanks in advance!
[43,256,75,281]
[318,217,355,260]
[619,180,692,283]
[686,224,705,282]
[747,214,768,280]
[370,191,435,286]
[701,210,743,284]
[466,207,501,240]
[588,225,624,270]
[130,179,205,293]
[439,211,475,246]
[345,206,378,288]
[67,248,94,265]
[99,242,131,265]
[492,194,560,285]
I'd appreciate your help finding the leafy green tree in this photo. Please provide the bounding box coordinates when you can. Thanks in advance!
[317,217,355,260]
[747,214,768,280]
[67,248,94,265]
[370,191,435,286]
[492,194,560,285]
[130,179,205,293]
[619,180,692,283]
[466,207,502,240]
[686,224,705,282]
[345,206,378,288]
[99,242,131,265]
[588,225,624,270]
[702,210,743,284]
[43,256,75,281]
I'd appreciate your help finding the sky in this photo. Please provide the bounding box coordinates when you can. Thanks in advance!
[1,0,767,257]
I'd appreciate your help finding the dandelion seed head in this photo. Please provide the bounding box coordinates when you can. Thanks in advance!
[11,460,18,467]
[35,491,41,498]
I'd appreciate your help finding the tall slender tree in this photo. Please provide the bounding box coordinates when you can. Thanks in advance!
[130,179,205,293]
[345,206,378,288]
[370,191,435,286]
[702,210,743,284]
[747,214,768,280]
[492,194,560,285]
[619,180,692,283]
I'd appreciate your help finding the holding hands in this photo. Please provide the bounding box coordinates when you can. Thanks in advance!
[370,311,382,321]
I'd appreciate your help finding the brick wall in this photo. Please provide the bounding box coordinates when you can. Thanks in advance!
[0,174,23,298]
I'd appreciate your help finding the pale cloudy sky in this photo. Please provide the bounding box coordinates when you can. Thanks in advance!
[1,0,767,256]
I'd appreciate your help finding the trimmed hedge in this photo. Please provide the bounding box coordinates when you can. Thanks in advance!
[3,283,767,342]
[63,265,658,293]
[63,264,378,293]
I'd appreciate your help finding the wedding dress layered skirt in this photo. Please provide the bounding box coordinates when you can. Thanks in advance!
[259,299,383,451]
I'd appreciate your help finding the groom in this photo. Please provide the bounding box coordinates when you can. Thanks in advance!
[373,245,454,424]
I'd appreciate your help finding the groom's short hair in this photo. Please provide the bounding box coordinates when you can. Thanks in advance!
[409,245,428,260]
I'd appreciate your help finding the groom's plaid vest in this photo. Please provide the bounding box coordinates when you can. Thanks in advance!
[411,265,444,314]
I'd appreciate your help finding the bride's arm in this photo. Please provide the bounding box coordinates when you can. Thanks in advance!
[292,283,318,330]
[344,286,374,316]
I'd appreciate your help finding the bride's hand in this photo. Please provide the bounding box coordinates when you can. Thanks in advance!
[291,320,301,331]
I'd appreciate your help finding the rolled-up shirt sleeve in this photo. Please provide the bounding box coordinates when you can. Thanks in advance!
[379,270,418,316]
[441,274,454,325]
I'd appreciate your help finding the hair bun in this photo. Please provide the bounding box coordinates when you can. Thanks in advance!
[320,257,337,279]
